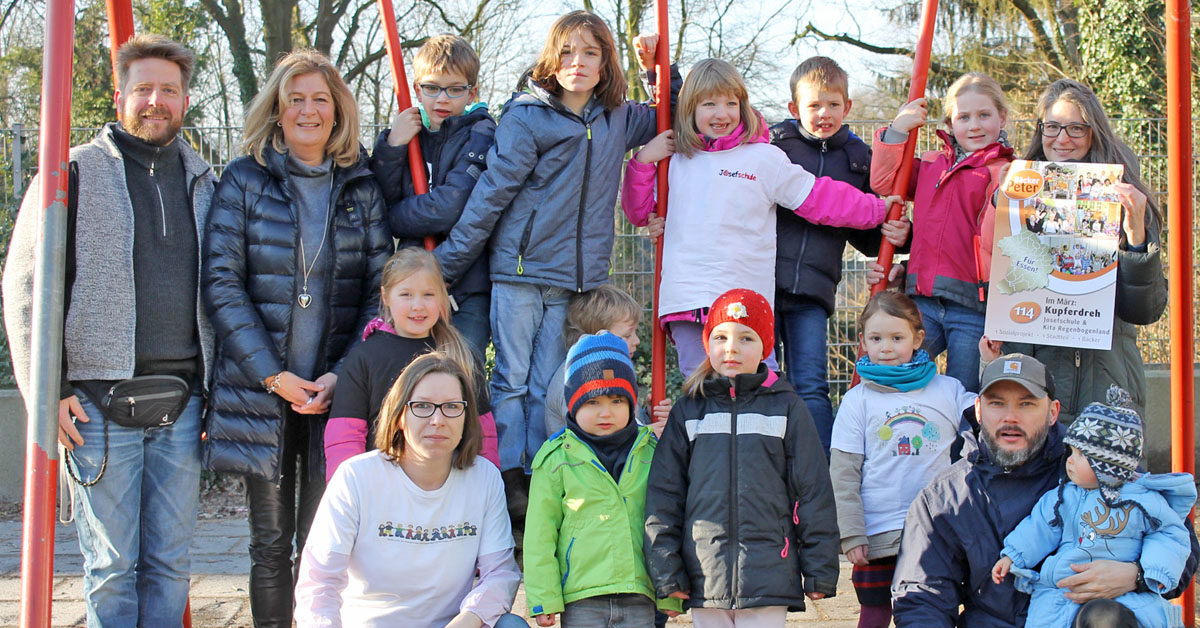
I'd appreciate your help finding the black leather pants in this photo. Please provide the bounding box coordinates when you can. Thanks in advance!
[243,412,325,628]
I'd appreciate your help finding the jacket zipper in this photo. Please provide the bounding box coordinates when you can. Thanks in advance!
[575,123,593,292]
[791,140,827,291]
[729,384,740,608]
[1070,350,1083,414]
[150,147,167,238]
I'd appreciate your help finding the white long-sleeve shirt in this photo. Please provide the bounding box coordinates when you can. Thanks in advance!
[294,451,520,627]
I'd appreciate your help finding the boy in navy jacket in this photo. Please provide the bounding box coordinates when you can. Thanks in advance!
[769,56,909,454]
[370,34,496,360]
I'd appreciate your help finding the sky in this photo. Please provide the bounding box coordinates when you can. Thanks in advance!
[495,0,915,122]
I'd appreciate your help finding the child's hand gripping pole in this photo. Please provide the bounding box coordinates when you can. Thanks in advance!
[377,0,435,251]
[650,0,671,407]
[852,0,939,388]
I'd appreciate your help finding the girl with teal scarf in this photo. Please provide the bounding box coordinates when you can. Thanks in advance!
[830,291,978,628]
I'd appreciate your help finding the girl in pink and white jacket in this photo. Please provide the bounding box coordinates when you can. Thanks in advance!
[622,58,896,376]
[323,247,498,480]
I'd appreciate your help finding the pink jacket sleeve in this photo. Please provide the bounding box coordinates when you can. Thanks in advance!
[478,411,500,469]
[324,417,368,482]
[869,127,920,198]
[620,156,659,227]
[793,177,887,230]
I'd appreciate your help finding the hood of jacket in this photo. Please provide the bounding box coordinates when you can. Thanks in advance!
[1133,473,1199,520]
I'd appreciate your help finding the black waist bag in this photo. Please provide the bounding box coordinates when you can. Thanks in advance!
[100,375,192,429]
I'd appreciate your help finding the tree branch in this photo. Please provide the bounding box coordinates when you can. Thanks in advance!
[1008,0,1065,74]
[793,22,947,75]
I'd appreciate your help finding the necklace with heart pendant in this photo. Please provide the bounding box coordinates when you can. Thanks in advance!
[297,175,334,309]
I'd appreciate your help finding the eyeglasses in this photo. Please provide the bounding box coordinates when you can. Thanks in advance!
[417,84,473,99]
[406,400,468,418]
[1039,121,1091,138]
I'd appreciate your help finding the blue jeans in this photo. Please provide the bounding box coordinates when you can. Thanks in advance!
[776,298,834,456]
[562,593,655,627]
[914,296,985,393]
[489,281,569,472]
[67,390,202,628]
[495,613,532,627]
[453,291,492,363]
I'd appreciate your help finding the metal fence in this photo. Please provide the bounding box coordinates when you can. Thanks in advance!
[1,119,1197,400]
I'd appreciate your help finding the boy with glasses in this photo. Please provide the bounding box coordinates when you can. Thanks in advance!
[371,34,497,361]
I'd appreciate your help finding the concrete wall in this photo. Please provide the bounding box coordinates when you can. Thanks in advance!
[0,368,1197,500]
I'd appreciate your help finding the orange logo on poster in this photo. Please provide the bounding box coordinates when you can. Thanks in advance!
[1005,169,1044,200]
[1009,302,1041,323]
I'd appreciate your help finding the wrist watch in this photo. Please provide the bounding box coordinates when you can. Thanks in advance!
[1134,561,1150,593]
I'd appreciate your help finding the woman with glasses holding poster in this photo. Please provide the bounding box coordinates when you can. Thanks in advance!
[980,78,1166,423]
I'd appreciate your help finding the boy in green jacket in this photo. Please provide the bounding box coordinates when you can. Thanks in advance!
[525,331,682,626]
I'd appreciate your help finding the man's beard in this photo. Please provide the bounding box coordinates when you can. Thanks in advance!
[982,415,1052,468]
[124,105,182,146]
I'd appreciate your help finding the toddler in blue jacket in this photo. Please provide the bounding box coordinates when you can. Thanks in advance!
[991,387,1195,628]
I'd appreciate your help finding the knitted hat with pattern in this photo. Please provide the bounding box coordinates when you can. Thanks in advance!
[703,289,774,354]
[1063,386,1143,504]
[564,332,638,418]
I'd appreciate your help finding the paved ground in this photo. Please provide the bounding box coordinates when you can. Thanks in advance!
[0,515,867,627]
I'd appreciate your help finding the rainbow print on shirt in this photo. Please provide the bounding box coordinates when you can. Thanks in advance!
[876,408,942,456]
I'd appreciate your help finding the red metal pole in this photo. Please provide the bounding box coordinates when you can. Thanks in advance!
[851,0,938,387]
[871,0,938,296]
[376,0,435,251]
[105,0,134,90]
[649,0,671,406]
[20,0,75,625]
[1165,0,1194,624]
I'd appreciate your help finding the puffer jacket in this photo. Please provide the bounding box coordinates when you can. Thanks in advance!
[1002,207,1166,422]
[202,147,393,482]
[434,80,664,292]
[644,367,840,611]
[524,426,682,616]
[770,120,886,315]
[370,104,496,298]
[892,423,1199,628]
[871,128,1014,312]
[892,423,1068,628]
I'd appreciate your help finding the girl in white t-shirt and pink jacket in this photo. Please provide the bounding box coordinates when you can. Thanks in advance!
[621,58,898,377]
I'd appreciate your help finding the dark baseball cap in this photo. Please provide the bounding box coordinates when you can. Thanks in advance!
[979,353,1055,399]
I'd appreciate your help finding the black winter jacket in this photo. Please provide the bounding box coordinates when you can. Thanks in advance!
[201,147,393,482]
[645,367,840,611]
[770,121,887,315]
[892,422,1199,627]
[369,106,496,297]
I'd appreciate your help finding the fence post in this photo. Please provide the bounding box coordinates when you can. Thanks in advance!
[12,123,23,199]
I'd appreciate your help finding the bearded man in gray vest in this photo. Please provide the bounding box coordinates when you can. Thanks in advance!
[3,34,215,627]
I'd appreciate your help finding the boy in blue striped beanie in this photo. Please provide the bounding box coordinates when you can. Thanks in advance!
[524,331,682,625]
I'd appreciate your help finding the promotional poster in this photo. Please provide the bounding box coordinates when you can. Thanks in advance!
[984,159,1124,350]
